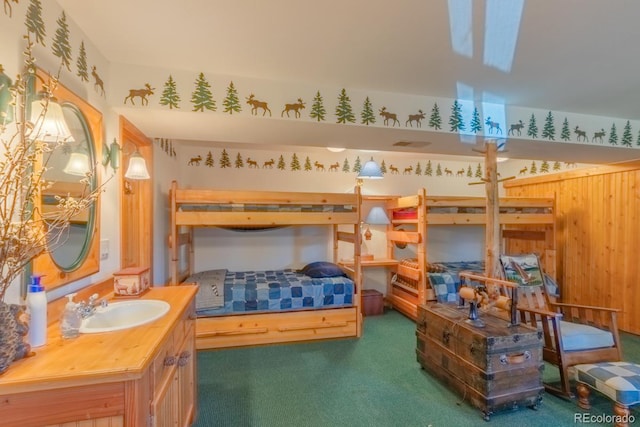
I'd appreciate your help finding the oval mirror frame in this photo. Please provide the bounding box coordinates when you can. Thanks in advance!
[31,69,103,291]
[43,102,98,271]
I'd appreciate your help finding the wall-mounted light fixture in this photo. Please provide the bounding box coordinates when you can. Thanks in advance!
[101,138,150,180]
[356,157,383,186]
[29,92,74,142]
[62,146,90,176]
[125,150,150,180]
[102,138,120,172]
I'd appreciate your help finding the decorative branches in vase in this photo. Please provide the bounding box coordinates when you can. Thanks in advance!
[0,36,102,373]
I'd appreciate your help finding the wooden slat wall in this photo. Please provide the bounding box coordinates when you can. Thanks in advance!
[504,161,640,334]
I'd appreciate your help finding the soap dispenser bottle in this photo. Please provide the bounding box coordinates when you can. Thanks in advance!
[26,275,47,348]
[60,293,81,339]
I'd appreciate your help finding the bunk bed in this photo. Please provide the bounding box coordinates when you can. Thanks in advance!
[168,181,363,350]
[385,192,556,321]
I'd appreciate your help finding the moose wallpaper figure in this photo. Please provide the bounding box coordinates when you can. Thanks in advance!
[124,83,155,106]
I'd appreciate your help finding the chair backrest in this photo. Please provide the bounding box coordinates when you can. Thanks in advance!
[499,253,552,312]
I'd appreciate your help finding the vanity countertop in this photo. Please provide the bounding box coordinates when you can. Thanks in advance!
[0,286,197,395]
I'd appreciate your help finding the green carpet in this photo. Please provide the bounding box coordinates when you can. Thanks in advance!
[194,310,640,426]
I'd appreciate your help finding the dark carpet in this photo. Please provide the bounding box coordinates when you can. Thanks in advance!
[194,309,640,426]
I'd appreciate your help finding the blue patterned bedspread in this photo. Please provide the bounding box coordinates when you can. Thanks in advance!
[428,261,485,303]
[196,269,354,316]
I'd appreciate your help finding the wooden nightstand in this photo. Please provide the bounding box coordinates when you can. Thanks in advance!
[339,259,399,311]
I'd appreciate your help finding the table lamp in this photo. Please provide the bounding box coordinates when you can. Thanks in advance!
[362,206,390,261]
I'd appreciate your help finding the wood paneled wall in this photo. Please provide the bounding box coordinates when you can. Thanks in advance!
[504,161,640,334]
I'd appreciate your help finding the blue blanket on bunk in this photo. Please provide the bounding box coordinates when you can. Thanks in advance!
[427,261,485,303]
[195,269,354,316]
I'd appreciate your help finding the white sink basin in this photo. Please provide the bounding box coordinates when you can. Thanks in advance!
[79,300,170,333]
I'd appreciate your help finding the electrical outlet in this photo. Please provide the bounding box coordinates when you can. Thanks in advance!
[100,239,109,260]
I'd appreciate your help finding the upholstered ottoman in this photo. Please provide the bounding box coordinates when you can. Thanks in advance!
[572,362,640,427]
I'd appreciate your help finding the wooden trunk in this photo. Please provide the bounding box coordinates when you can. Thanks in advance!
[416,303,544,420]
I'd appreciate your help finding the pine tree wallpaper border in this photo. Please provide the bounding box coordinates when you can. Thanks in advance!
[7,0,640,164]
[182,148,577,177]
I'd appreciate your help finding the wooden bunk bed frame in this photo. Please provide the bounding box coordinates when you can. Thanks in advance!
[385,190,556,321]
[168,181,363,350]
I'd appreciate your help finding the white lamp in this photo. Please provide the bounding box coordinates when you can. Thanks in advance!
[357,157,383,186]
[29,95,74,142]
[124,150,150,180]
[362,206,390,260]
[62,149,90,176]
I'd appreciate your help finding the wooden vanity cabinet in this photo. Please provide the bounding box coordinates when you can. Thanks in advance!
[0,287,197,427]
[151,299,196,426]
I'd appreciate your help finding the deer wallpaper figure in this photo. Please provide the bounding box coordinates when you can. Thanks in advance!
[3,0,17,17]
[91,66,105,96]
[188,155,202,166]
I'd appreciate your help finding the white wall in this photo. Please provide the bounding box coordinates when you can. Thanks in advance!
[2,2,120,304]
[152,142,581,293]
[2,2,592,301]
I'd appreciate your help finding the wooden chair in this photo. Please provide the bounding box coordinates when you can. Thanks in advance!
[500,254,623,399]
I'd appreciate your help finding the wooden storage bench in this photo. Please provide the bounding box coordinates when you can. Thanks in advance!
[416,303,544,420]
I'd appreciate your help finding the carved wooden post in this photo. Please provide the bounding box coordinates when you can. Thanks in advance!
[485,141,500,277]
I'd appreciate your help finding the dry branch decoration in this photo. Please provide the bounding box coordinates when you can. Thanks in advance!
[0,38,101,301]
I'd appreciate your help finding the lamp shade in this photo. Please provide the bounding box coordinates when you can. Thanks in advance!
[63,151,90,176]
[125,151,150,180]
[358,158,383,179]
[30,96,74,142]
[365,206,390,225]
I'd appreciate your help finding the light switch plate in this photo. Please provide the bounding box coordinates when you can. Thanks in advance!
[100,239,109,260]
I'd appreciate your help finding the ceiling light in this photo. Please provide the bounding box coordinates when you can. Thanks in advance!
[356,158,384,186]
[327,147,346,153]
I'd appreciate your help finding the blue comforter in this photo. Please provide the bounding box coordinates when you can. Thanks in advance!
[194,269,354,316]
[428,261,485,303]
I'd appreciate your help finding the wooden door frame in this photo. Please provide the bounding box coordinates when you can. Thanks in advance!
[119,116,153,281]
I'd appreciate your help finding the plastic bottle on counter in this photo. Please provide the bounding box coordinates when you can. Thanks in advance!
[27,275,47,348]
[60,293,81,339]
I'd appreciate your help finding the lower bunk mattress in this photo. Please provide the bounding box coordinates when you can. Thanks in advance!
[187,268,355,317]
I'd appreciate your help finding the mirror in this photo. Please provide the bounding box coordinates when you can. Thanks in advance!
[31,69,103,290]
[40,103,97,270]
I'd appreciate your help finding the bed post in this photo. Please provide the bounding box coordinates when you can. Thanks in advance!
[544,191,557,281]
[354,184,363,337]
[417,188,428,305]
[169,180,178,285]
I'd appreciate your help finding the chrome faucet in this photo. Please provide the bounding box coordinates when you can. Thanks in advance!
[78,293,108,318]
